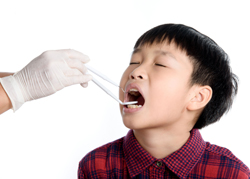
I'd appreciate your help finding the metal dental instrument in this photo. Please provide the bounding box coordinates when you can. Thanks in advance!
[85,64,138,105]
[85,64,124,92]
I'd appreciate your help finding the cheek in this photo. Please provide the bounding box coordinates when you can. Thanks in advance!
[119,67,133,96]
[150,75,188,109]
[119,68,131,111]
[119,71,128,89]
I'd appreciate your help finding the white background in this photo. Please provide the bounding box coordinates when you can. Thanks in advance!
[0,1,249,178]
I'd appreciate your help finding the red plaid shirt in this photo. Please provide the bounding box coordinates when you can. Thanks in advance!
[78,129,250,178]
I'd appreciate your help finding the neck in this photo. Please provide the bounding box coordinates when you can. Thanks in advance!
[133,127,191,159]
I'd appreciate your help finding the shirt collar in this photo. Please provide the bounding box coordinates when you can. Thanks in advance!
[123,129,206,178]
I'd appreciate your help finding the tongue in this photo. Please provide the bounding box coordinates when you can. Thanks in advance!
[136,96,145,105]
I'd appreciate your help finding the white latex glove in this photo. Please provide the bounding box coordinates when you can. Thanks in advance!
[0,49,92,112]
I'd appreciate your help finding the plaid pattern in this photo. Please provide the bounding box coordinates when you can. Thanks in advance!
[78,129,250,178]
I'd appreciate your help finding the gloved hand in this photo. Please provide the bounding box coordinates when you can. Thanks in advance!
[0,49,92,112]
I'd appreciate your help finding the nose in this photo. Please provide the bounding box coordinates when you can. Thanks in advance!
[129,66,148,80]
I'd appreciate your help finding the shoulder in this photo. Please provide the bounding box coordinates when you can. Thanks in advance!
[201,142,250,178]
[78,137,125,176]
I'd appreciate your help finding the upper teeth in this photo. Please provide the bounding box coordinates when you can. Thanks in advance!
[129,89,140,96]
[129,89,138,92]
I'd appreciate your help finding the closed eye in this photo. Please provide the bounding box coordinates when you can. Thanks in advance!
[155,64,166,67]
[130,62,140,65]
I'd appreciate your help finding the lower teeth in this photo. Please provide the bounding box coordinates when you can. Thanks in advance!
[127,104,142,109]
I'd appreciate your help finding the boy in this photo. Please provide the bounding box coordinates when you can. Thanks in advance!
[78,24,250,178]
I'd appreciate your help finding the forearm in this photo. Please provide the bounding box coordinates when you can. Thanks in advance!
[0,73,14,114]
[0,72,14,78]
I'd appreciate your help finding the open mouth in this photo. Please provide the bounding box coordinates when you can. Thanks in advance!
[126,88,145,109]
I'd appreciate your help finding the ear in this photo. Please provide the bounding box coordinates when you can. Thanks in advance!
[187,85,213,111]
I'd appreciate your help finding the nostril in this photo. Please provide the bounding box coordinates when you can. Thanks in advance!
[130,74,143,80]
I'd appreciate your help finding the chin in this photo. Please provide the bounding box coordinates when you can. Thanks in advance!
[122,117,141,130]
[122,116,151,130]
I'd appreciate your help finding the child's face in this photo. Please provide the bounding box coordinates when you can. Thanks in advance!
[119,42,195,130]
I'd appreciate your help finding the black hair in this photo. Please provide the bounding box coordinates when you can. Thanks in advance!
[134,24,238,129]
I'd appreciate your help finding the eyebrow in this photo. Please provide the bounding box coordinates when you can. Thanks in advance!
[132,48,141,55]
[155,50,176,60]
[132,49,177,61]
